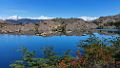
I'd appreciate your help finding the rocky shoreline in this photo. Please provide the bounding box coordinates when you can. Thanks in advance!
[0,14,120,36]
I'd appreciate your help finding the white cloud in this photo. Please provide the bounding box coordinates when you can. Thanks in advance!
[0,15,20,20]
[79,16,99,21]
[26,16,54,19]
[0,15,99,21]
[7,15,20,20]
[0,15,54,20]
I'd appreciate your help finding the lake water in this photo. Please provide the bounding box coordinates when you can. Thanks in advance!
[0,32,119,68]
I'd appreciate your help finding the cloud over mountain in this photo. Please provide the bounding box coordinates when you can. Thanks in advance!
[26,16,54,19]
[79,16,98,21]
[0,15,54,20]
[0,15,99,21]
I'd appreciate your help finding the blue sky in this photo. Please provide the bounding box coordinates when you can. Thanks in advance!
[0,0,120,18]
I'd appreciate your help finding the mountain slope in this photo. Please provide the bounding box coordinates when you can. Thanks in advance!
[93,14,120,28]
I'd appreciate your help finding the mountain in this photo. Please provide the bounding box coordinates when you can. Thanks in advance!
[93,14,120,23]
[93,14,120,28]
[0,18,97,36]
[0,20,7,25]
[5,19,42,24]
[0,14,120,36]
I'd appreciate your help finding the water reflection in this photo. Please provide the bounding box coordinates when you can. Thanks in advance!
[49,29,120,36]
[0,29,119,68]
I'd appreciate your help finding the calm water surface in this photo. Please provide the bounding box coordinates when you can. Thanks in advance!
[0,33,119,68]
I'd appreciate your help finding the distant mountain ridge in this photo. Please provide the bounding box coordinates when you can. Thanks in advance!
[5,19,42,24]
[0,13,120,36]
[0,13,120,31]
[2,13,120,24]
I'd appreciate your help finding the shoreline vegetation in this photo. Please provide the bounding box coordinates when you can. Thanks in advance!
[10,35,120,68]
